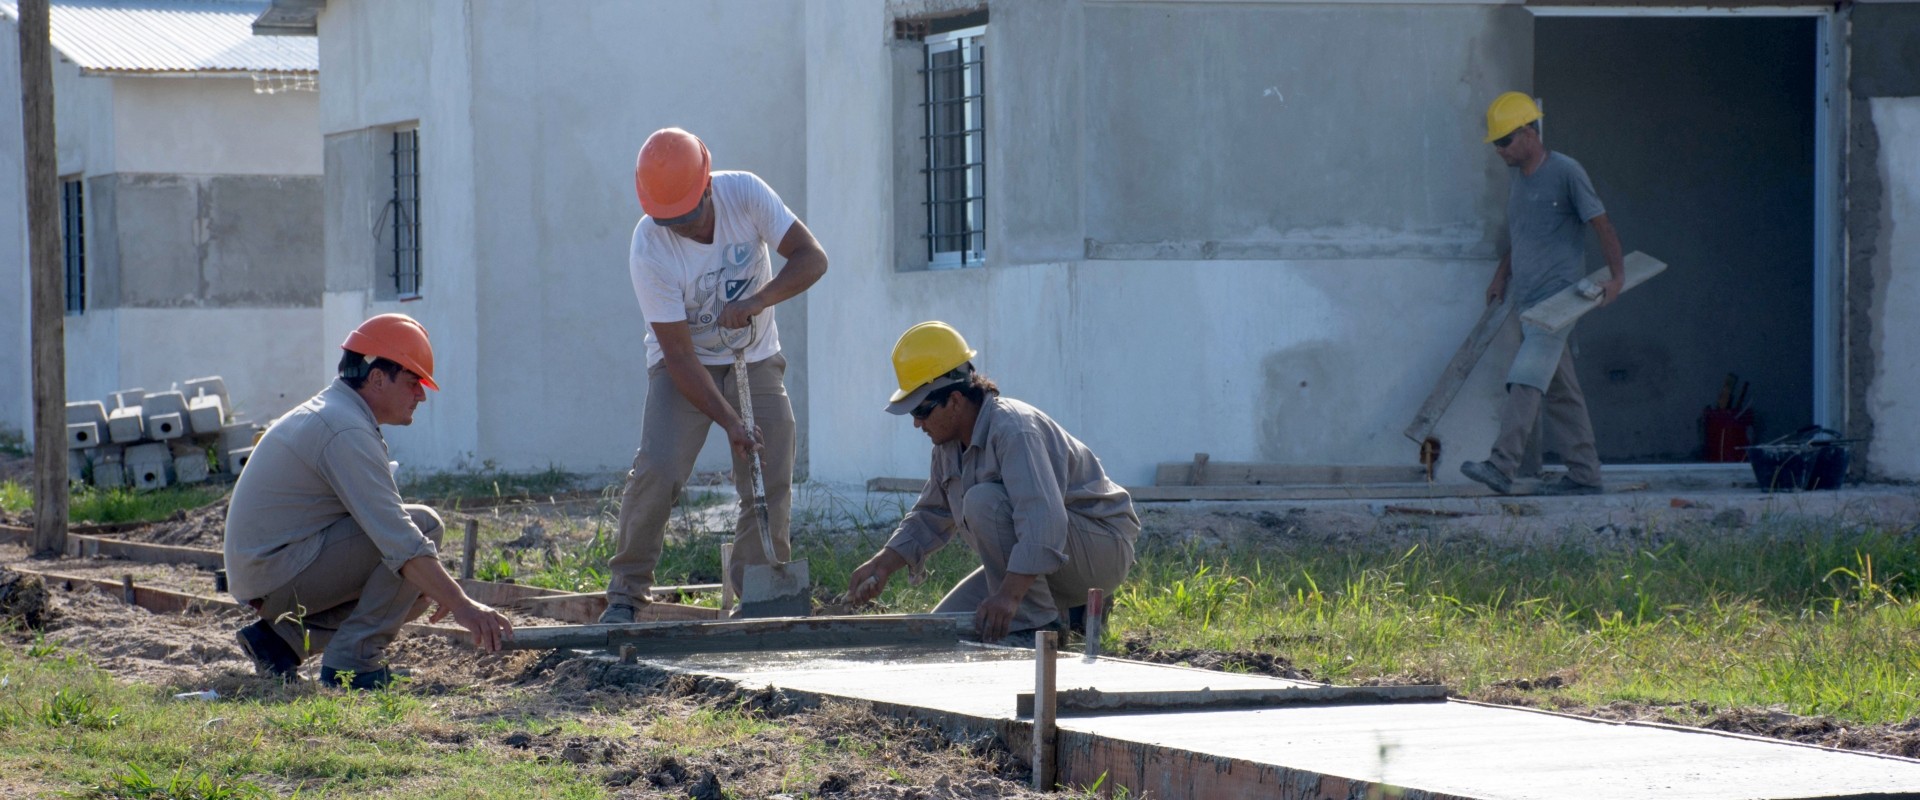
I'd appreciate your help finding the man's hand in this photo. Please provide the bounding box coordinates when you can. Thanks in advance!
[848,549,908,605]
[974,590,1021,642]
[725,420,764,459]
[432,599,514,653]
[719,296,764,330]
[1598,275,1624,307]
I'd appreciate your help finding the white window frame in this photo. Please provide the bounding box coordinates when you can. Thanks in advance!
[922,25,987,269]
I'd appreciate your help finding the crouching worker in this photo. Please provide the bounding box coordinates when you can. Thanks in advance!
[847,322,1140,643]
[223,314,513,689]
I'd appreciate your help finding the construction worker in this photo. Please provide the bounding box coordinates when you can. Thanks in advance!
[224,314,514,689]
[1460,92,1625,496]
[846,322,1140,643]
[600,127,829,623]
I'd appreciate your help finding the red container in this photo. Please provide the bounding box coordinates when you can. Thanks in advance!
[1703,407,1754,462]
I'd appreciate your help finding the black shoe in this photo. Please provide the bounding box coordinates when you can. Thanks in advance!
[598,603,639,624]
[1535,476,1603,496]
[1460,460,1513,494]
[320,665,395,690]
[235,621,301,680]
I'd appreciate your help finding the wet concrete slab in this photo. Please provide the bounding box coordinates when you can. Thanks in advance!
[653,644,1920,800]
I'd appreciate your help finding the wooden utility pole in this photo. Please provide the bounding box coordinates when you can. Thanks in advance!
[20,0,68,557]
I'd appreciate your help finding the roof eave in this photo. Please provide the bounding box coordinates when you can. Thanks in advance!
[253,0,325,37]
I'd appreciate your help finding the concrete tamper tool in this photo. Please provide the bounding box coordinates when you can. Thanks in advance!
[724,320,811,617]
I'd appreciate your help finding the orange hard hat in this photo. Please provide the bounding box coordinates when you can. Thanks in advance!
[341,313,438,391]
[634,128,712,220]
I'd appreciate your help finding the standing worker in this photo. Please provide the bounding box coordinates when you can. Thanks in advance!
[1460,92,1625,496]
[847,322,1140,643]
[600,127,829,623]
[224,314,514,689]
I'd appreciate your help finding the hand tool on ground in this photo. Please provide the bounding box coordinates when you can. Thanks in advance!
[724,320,811,618]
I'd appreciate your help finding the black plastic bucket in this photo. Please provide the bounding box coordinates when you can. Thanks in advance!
[1745,426,1851,492]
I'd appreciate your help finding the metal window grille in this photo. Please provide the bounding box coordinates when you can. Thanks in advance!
[60,179,84,314]
[922,26,985,267]
[391,129,421,299]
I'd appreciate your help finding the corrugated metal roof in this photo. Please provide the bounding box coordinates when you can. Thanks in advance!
[0,0,316,75]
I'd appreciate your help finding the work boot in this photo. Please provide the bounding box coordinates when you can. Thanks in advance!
[1460,460,1513,494]
[235,620,301,680]
[320,665,397,691]
[1535,476,1602,496]
[598,603,638,625]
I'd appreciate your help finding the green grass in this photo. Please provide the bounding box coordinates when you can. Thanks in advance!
[399,459,580,505]
[0,638,607,799]
[0,481,225,524]
[0,427,26,458]
[1112,518,1920,724]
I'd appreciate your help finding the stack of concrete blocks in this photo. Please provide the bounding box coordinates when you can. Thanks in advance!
[62,375,260,491]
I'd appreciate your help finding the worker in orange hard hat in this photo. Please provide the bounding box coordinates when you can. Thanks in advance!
[601,127,830,623]
[1460,92,1626,497]
[845,322,1140,645]
[223,313,513,689]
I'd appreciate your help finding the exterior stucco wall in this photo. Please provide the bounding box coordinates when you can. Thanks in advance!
[1861,97,1920,480]
[807,0,1530,486]
[0,22,25,441]
[317,0,808,474]
[112,77,321,176]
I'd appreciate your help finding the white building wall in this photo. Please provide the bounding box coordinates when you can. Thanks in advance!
[0,23,26,441]
[1865,96,1920,480]
[804,0,1527,487]
[113,77,321,176]
[317,0,480,470]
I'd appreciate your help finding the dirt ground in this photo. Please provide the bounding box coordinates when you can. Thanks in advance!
[5,476,1920,790]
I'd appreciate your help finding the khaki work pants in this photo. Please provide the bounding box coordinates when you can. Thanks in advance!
[607,353,793,606]
[931,483,1138,632]
[1489,343,1603,486]
[253,505,444,674]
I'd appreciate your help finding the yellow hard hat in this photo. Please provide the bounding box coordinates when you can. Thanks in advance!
[886,321,976,414]
[1484,92,1542,143]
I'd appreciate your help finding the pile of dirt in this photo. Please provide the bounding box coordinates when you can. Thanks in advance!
[112,497,231,547]
[1115,634,1316,680]
[0,567,52,629]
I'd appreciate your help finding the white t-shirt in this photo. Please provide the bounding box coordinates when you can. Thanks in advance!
[629,171,799,367]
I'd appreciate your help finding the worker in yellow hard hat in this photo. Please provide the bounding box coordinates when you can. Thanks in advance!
[847,322,1140,644]
[601,127,830,623]
[224,314,514,689]
[1460,92,1626,497]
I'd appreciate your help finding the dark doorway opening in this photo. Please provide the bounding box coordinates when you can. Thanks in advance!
[1535,16,1816,462]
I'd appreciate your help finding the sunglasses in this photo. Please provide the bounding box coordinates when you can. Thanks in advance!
[910,394,946,420]
[1492,131,1520,149]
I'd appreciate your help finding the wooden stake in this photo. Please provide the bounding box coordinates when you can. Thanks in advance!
[19,0,67,557]
[120,574,135,605]
[719,543,735,613]
[461,519,478,580]
[1031,629,1058,792]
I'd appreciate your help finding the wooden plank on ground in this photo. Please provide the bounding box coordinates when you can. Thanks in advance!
[510,591,721,624]
[1519,251,1667,335]
[500,612,974,653]
[1129,481,1648,502]
[3,526,224,569]
[866,477,924,494]
[1015,684,1449,717]
[1153,463,1428,487]
[11,567,237,615]
[1404,298,1515,444]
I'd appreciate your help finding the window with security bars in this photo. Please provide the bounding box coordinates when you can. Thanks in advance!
[391,128,421,299]
[60,178,84,314]
[922,25,985,267]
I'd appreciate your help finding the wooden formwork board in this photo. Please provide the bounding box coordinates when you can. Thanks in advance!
[457,579,721,624]
[1014,684,1449,717]
[500,612,974,653]
[1128,481,1648,502]
[0,525,224,569]
[1154,462,1430,487]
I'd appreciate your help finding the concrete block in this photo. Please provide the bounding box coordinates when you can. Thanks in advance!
[66,400,108,427]
[173,452,210,484]
[107,405,145,443]
[227,446,255,475]
[91,445,125,489]
[147,412,186,440]
[111,388,146,410]
[126,442,169,463]
[67,422,102,449]
[182,376,230,411]
[220,423,261,464]
[126,446,172,490]
[187,394,226,436]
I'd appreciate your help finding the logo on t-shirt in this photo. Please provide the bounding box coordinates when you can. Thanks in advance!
[727,243,753,268]
[725,278,750,300]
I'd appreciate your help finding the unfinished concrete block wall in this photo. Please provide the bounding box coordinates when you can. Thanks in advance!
[1848,4,1920,480]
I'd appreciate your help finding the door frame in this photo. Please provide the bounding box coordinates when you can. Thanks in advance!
[1525,4,1848,432]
